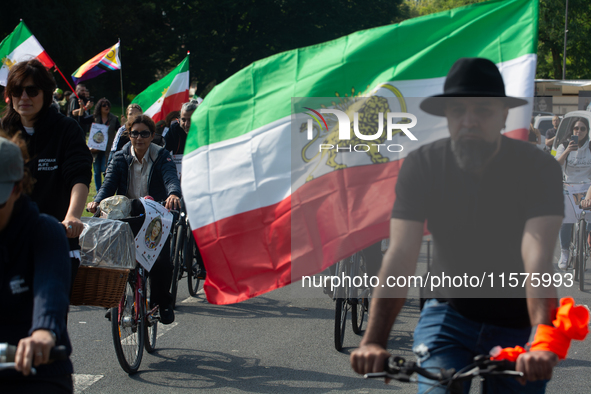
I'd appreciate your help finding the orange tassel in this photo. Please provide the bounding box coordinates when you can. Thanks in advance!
[491,298,589,361]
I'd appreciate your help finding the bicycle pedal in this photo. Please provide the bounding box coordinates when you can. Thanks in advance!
[147,314,159,324]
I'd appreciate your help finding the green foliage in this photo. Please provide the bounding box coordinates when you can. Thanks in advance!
[538,0,591,79]
[405,0,485,18]
[3,0,588,103]
[0,0,407,101]
[404,0,591,79]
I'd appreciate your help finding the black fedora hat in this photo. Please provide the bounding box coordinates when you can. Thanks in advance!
[420,57,528,116]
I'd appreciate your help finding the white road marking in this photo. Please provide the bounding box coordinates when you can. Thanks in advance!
[156,321,178,339]
[120,322,178,345]
[73,374,103,393]
[180,289,205,304]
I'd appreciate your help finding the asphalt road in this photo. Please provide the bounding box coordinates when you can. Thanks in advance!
[68,241,591,393]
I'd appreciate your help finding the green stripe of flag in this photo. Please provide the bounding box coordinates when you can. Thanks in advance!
[0,21,33,61]
[131,56,189,111]
[187,0,538,155]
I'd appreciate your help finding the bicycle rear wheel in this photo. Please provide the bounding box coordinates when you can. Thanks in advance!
[334,260,349,351]
[170,223,185,309]
[186,231,201,296]
[351,252,367,335]
[144,275,158,353]
[569,223,578,275]
[111,275,144,374]
[577,222,586,291]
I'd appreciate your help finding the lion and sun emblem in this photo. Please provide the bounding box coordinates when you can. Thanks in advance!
[299,84,410,181]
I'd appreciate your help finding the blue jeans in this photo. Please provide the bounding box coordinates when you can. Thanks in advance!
[413,299,546,394]
[93,152,106,191]
[559,222,591,250]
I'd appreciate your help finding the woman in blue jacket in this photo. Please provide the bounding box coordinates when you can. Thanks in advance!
[87,115,181,324]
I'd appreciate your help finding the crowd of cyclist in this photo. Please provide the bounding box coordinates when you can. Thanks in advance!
[0,59,202,393]
[1,57,590,393]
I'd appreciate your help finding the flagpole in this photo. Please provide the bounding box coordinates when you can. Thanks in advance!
[118,39,125,118]
[53,65,79,99]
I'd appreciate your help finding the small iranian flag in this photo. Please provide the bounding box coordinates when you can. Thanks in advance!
[182,0,539,304]
[0,20,55,86]
[131,55,189,123]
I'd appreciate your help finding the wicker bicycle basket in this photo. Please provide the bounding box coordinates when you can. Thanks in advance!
[71,216,138,308]
[70,266,129,308]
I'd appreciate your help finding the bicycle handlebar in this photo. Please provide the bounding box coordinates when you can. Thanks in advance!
[364,354,521,383]
[0,343,68,363]
[0,344,68,375]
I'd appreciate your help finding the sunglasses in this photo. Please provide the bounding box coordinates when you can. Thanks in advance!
[102,103,110,108]
[130,130,152,138]
[574,126,587,132]
[13,85,40,98]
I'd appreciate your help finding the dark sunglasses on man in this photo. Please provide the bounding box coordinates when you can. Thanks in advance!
[12,85,40,98]
[130,130,152,139]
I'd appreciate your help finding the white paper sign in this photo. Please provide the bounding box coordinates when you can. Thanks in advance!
[563,183,591,224]
[135,198,173,271]
[88,123,109,151]
[172,154,183,179]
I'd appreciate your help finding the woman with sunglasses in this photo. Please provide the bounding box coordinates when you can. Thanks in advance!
[1,59,92,291]
[73,97,120,191]
[87,115,181,324]
[555,117,591,269]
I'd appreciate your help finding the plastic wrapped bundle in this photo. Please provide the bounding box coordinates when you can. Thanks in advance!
[99,195,132,219]
[79,217,136,269]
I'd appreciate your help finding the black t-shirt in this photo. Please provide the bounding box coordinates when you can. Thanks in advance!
[391,136,564,328]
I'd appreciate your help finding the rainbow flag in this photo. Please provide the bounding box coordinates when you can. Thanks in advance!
[72,42,120,85]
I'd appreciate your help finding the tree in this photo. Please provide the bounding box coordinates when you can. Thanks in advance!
[1,1,410,101]
[403,0,591,79]
[538,0,591,79]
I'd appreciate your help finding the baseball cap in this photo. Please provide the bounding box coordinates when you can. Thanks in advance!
[0,137,24,205]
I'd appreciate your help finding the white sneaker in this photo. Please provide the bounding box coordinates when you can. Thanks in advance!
[558,249,569,270]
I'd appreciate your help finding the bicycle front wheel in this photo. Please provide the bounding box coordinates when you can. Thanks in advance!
[144,275,158,353]
[170,223,185,309]
[351,252,367,335]
[334,259,349,351]
[186,231,201,296]
[334,297,347,351]
[111,277,144,374]
[577,222,586,291]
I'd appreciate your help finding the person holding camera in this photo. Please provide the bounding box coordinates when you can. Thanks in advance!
[67,84,93,135]
[555,117,591,269]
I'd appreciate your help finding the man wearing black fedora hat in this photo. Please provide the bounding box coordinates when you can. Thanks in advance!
[350,58,564,393]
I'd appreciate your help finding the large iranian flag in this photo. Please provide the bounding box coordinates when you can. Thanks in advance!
[0,21,55,86]
[182,0,539,304]
[131,55,189,122]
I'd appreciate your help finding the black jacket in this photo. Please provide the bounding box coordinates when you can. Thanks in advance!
[0,196,73,378]
[95,142,182,203]
[20,107,93,249]
[164,121,187,155]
